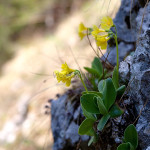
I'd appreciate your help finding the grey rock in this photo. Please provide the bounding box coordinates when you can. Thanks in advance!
[81,135,89,141]
[136,2,150,35]
[104,42,134,66]
[119,55,133,84]
[146,146,150,150]
[144,123,150,136]
[51,94,90,150]
[116,2,150,149]
[73,106,81,120]
[114,0,140,42]
[122,6,150,148]
[136,116,147,132]
[65,121,80,144]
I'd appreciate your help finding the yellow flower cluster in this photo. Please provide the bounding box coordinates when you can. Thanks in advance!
[54,62,75,87]
[92,16,113,50]
[78,16,113,50]
[54,16,114,87]
[91,25,109,50]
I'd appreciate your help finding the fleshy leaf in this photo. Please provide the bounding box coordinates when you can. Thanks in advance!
[124,124,138,149]
[92,57,103,77]
[81,104,97,121]
[117,85,126,98]
[97,114,110,131]
[82,91,102,98]
[88,136,95,146]
[84,67,100,77]
[86,128,96,136]
[88,135,98,146]
[81,94,100,114]
[103,78,117,110]
[97,97,108,115]
[109,104,124,118]
[78,119,95,135]
[98,80,106,93]
[117,143,130,150]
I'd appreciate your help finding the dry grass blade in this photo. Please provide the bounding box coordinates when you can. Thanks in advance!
[133,99,148,125]
[107,0,111,14]
[137,0,149,45]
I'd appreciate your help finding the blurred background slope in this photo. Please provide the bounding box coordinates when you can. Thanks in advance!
[0,0,120,149]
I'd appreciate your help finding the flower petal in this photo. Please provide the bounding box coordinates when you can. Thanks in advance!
[100,16,113,30]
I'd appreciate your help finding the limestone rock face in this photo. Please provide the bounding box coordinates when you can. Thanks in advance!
[119,55,133,85]
[130,4,150,148]
[105,42,134,66]
[114,0,140,42]
[131,30,150,150]
[51,94,92,150]
[119,2,150,149]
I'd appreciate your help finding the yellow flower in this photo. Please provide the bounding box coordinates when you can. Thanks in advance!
[91,25,109,49]
[91,25,105,37]
[65,74,75,87]
[78,23,87,40]
[54,63,75,87]
[61,62,75,74]
[100,16,113,30]
[96,35,110,50]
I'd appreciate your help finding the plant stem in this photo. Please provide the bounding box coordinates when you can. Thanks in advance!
[78,72,88,92]
[114,25,119,72]
[113,25,119,83]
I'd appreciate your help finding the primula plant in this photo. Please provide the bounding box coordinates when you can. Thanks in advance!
[117,124,138,150]
[54,16,138,149]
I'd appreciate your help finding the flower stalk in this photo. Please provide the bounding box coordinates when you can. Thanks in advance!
[114,25,119,72]
[113,25,119,83]
[75,70,88,92]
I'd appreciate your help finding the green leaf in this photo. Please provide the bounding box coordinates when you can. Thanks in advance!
[88,135,98,146]
[112,66,119,89]
[117,85,126,97]
[103,69,107,77]
[84,67,100,77]
[104,69,111,78]
[81,94,100,114]
[78,119,95,135]
[103,78,117,110]
[109,104,124,118]
[98,80,106,93]
[92,57,103,77]
[97,114,110,131]
[97,97,108,115]
[88,136,95,146]
[82,91,102,98]
[117,143,130,150]
[124,124,138,149]
[90,78,98,91]
[129,143,135,150]
[86,128,96,136]
[81,104,97,121]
